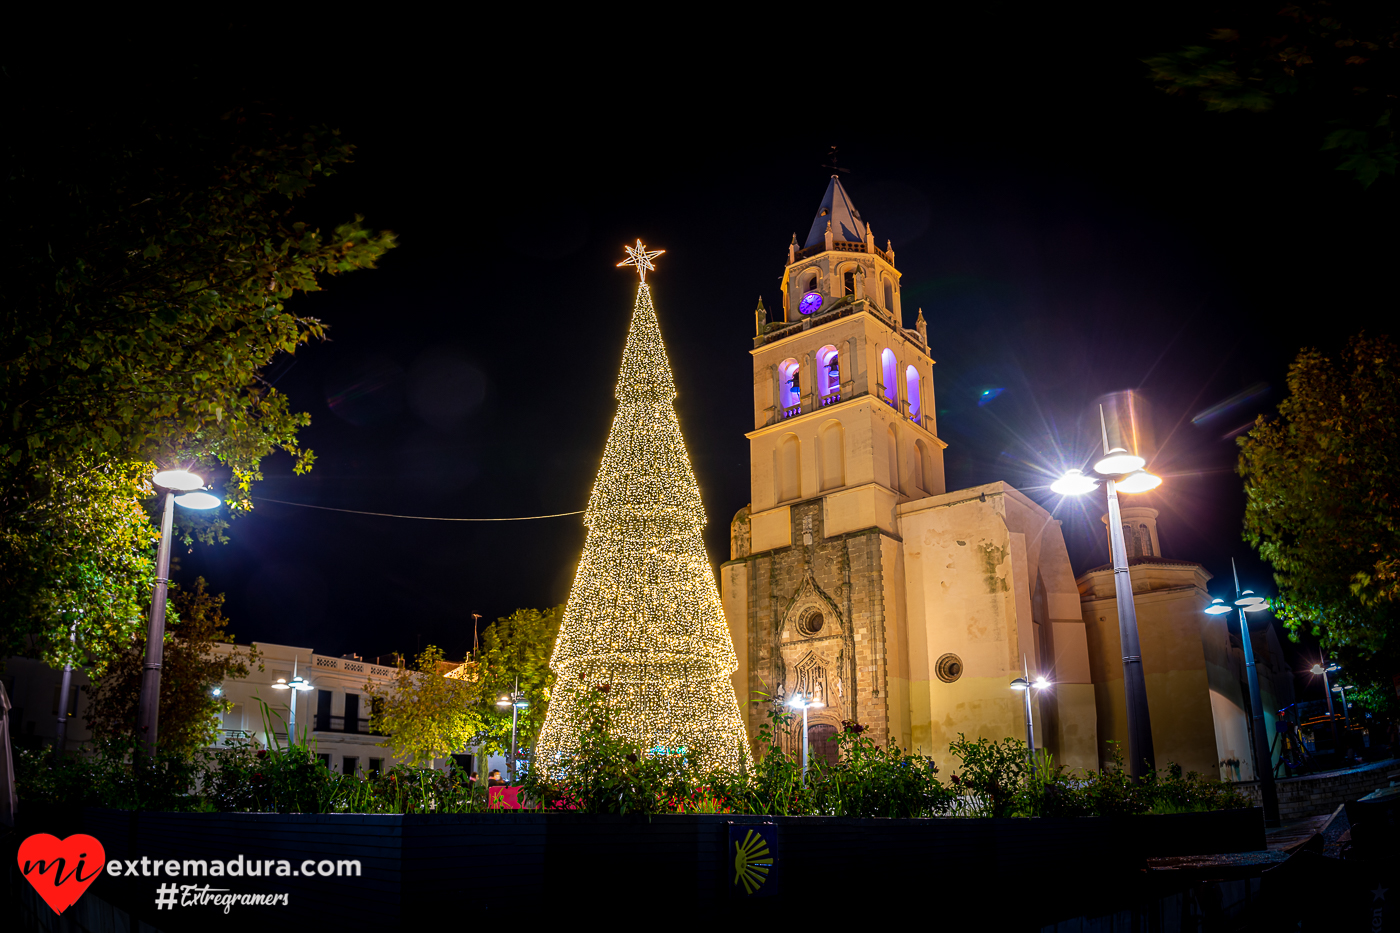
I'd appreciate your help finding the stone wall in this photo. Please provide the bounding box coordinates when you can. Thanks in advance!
[1235,758,1400,821]
[730,499,896,754]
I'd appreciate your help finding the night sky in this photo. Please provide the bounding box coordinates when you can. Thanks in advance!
[19,13,1393,702]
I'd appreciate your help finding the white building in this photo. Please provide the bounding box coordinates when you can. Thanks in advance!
[213,641,505,778]
[3,642,504,778]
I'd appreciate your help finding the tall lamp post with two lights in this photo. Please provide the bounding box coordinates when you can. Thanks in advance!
[137,469,221,758]
[270,658,314,744]
[497,680,528,782]
[1009,658,1051,764]
[1204,562,1279,825]
[1311,661,1343,756]
[1052,406,1161,780]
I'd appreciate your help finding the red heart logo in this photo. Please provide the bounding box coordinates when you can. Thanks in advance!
[17,833,106,916]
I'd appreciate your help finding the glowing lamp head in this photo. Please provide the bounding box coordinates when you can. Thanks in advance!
[1009,677,1029,691]
[212,686,222,697]
[153,469,205,491]
[1032,677,1051,690]
[1114,471,1162,494]
[1093,447,1146,476]
[1204,598,1233,615]
[1234,590,1267,608]
[272,678,289,690]
[1050,469,1097,496]
[1311,663,1324,675]
[175,491,221,510]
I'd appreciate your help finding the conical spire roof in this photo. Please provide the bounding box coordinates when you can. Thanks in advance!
[804,175,865,248]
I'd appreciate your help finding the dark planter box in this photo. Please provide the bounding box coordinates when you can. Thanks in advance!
[13,807,1263,928]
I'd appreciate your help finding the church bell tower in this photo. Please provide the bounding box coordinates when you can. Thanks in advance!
[721,177,946,755]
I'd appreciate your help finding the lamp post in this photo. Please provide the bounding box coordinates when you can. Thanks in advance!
[786,691,824,783]
[1205,565,1279,826]
[137,469,221,758]
[270,656,313,744]
[1311,662,1343,757]
[53,617,79,759]
[496,678,528,782]
[1009,657,1052,764]
[1051,412,1160,780]
[1332,684,1352,730]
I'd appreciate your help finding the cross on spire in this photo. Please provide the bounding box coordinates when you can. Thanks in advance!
[617,239,665,283]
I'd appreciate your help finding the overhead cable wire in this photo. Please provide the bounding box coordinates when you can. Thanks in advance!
[251,497,583,522]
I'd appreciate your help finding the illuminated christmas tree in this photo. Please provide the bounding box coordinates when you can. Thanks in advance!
[533,241,753,773]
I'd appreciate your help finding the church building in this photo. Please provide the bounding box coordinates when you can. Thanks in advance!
[721,178,1100,770]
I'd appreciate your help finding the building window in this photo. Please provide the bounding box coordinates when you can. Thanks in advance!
[817,345,839,400]
[914,439,927,492]
[935,653,964,683]
[316,689,331,732]
[345,693,360,735]
[779,358,801,413]
[316,753,331,769]
[905,365,921,421]
[343,756,358,776]
[1140,524,1154,557]
[368,758,383,776]
[883,278,894,311]
[881,349,897,408]
[843,269,855,296]
[804,271,820,294]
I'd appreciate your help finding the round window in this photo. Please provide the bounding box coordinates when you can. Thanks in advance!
[797,610,825,637]
[935,653,963,683]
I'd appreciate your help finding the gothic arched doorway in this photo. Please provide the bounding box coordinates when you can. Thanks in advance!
[809,723,839,768]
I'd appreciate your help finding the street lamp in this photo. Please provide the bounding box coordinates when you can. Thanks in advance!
[137,468,221,758]
[786,691,824,783]
[270,656,313,743]
[496,678,528,782]
[1051,410,1160,780]
[1009,657,1052,764]
[1205,563,1279,826]
[1310,661,1343,758]
[1331,683,1352,730]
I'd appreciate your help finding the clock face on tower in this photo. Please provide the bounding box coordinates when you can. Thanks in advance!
[799,292,823,315]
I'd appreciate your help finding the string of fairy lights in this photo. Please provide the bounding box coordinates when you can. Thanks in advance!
[533,243,753,773]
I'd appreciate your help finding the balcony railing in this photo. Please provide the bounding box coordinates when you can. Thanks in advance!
[314,715,378,736]
[781,404,801,420]
[820,392,841,407]
[313,656,395,678]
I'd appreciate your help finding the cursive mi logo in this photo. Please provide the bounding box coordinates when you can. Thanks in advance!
[18,834,106,916]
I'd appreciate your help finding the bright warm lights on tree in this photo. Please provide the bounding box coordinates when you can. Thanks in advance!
[534,251,752,774]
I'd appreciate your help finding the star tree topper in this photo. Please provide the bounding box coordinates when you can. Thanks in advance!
[617,239,665,283]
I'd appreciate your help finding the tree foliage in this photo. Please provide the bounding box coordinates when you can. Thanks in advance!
[470,605,562,756]
[1145,2,1398,187]
[85,577,258,758]
[1239,333,1399,707]
[2,102,395,672]
[366,646,481,766]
